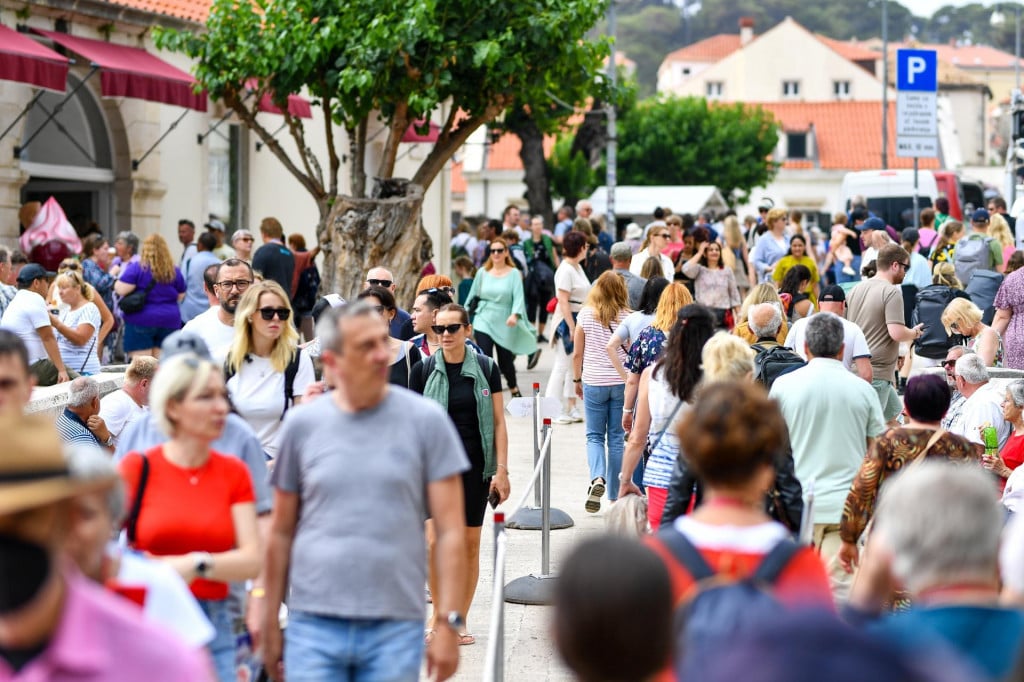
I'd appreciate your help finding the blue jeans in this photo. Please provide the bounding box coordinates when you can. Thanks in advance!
[284,611,424,682]
[199,598,235,682]
[833,254,862,284]
[583,382,625,501]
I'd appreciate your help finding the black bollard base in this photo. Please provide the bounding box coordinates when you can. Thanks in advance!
[504,507,574,530]
[503,573,557,605]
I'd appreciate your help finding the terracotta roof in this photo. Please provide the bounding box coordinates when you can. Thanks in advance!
[753,101,940,170]
[451,159,466,195]
[814,34,880,62]
[662,34,742,64]
[918,43,1024,71]
[485,132,556,171]
[106,0,210,22]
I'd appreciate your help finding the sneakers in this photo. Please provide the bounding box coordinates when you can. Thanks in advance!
[842,265,856,276]
[527,349,541,369]
[537,334,549,343]
[554,413,574,424]
[586,477,606,513]
[569,408,583,423]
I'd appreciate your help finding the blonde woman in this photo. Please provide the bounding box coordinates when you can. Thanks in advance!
[573,271,631,513]
[49,270,102,375]
[225,280,315,460]
[942,297,1003,367]
[629,225,674,279]
[750,208,789,283]
[731,283,789,344]
[114,234,185,358]
[722,215,751,294]
[701,331,755,382]
[992,213,1016,273]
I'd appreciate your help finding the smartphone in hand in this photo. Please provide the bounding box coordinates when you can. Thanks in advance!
[488,489,500,509]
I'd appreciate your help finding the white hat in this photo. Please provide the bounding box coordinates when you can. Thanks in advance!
[625,222,642,240]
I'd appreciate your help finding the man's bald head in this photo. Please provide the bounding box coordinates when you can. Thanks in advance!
[365,267,396,294]
[748,303,783,340]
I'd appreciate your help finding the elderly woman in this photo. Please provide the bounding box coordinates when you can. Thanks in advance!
[682,240,741,329]
[848,463,1024,680]
[943,297,1003,367]
[750,207,790,284]
[988,379,1024,492]
[114,234,186,359]
[110,230,139,277]
[119,354,262,681]
[49,270,103,375]
[838,374,976,573]
[732,283,789,344]
[618,305,715,529]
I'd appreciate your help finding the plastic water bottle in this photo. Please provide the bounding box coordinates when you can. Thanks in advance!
[983,425,1000,457]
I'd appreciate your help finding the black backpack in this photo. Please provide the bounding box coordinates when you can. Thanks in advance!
[293,264,321,314]
[224,351,303,420]
[912,286,969,360]
[965,270,1003,326]
[751,343,806,390]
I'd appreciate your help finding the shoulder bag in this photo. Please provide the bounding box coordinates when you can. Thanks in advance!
[118,276,156,315]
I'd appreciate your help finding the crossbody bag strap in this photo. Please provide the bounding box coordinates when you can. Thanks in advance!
[126,453,150,546]
[909,428,946,469]
[649,398,685,455]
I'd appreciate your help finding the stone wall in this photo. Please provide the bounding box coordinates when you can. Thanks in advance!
[26,371,125,419]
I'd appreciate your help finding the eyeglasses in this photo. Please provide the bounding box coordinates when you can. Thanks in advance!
[216,279,253,291]
[366,278,393,288]
[656,233,671,239]
[942,360,957,368]
[367,304,385,313]
[237,237,254,242]
[895,262,910,270]
[59,262,80,271]
[422,287,454,299]
[490,248,507,254]
[431,323,467,335]
[258,307,291,321]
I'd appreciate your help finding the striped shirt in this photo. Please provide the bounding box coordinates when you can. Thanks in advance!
[579,307,629,386]
[643,368,691,489]
[56,408,102,447]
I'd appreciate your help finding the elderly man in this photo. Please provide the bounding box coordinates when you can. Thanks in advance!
[940,345,968,429]
[178,218,197,267]
[610,241,645,310]
[771,313,885,600]
[0,263,70,386]
[748,302,784,346]
[785,285,872,381]
[848,463,1024,679]
[100,355,157,447]
[364,265,412,338]
[0,417,212,680]
[947,352,1011,454]
[56,376,113,450]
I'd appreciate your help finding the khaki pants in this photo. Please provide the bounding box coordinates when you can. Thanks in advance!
[812,523,854,603]
[30,359,79,387]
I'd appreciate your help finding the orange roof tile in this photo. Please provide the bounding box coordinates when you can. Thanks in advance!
[918,43,1024,71]
[662,34,742,64]
[451,159,466,195]
[753,101,940,171]
[107,0,210,22]
[815,34,880,62]
[485,131,556,171]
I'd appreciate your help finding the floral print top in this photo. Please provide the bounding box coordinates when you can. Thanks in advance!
[625,326,667,375]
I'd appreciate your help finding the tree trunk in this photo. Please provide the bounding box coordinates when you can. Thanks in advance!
[564,100,609,209]
[321,182,432,307]
[507,108,554,228]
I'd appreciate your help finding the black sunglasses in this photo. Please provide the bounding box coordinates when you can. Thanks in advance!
[431,323,466,335]
[896,262,910,270]
[366,278,393,288]
[258,307,291,321]
[490,248,506,254]
[942,360,957,368]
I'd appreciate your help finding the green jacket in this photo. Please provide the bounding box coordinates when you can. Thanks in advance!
[523,235,557,266]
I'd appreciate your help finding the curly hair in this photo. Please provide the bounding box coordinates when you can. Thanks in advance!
[653,282,694,332]
[584,271,629,327]
[679,381,787,487]
[654,304,714,401]
[227,280,300,374]
[140,234,176,283]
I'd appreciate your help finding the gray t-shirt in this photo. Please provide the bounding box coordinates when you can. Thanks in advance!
[271,387,469,621]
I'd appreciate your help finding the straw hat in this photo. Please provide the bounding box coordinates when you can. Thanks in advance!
[0,415,116,516]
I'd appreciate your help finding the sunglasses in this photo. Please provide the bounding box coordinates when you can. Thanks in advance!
[367,304,385,313]
[431,323,467,335]
[366,278,393,288]
[258,307,291,321]
[656,233,671,239]
[490,248,507,254]
[942,360,957,368]
[216,279,252,291]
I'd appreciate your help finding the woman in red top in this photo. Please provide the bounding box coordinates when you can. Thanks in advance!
[648,381,832,680]
[119,354,261,682]
[991,380,1024,492]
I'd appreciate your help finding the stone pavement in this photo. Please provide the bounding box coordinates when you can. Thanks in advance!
[430,347,612,681]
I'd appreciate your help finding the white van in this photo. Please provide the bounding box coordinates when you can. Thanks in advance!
[839,170,939,229]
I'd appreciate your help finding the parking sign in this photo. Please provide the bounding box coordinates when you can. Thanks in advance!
[896,49,938,159]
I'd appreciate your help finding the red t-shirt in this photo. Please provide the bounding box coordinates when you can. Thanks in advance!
[119,446,255,601]
[1000,432,1024,493]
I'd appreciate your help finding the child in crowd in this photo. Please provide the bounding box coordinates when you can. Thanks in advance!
[829,212,857,276]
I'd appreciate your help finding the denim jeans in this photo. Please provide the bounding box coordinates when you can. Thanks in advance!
[199,598,235,682]
[833,254,862,284]
[583,382,626,501]
[284,611,424,682]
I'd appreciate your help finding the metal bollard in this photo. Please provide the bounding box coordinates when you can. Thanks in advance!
[493,512,505,681]
[532,383,542,508]
[540,419,552,576]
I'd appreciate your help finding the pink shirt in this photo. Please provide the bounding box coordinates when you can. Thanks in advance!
[0,569,212,682]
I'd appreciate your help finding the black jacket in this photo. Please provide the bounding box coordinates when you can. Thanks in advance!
[660,436,804,532]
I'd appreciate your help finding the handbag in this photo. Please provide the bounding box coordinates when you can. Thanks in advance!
[118,276,156,315]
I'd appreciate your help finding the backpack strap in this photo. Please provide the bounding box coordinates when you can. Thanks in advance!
[656,527,715,582]
[281,350,303,419]
[750,539,801,584]
[125,453,150,546]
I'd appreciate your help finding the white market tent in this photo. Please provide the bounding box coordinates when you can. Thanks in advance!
[587,185,728,220]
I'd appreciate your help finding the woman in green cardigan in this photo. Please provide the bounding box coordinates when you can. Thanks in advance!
[410,303,510,646]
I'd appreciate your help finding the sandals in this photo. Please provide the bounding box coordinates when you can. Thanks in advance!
[586,477,606,513]
[424,629,475,646]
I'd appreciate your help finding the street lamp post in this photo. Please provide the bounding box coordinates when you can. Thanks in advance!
[881,0,889,170]
[606,0,617,234]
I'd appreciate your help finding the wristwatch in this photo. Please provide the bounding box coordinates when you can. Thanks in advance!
[194,552,214,578]
[445,611,467,632]
[103,434,115,447]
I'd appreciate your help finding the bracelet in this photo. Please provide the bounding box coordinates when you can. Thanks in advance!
[249,587,266,598]
[496,463,508,471]
[623,407,633,413]
[573,378,582,383]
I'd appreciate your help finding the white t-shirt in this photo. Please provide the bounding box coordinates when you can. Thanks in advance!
[100,389,147,441]
[629,251,673,280]
[784,316,871,374]
[554,262,590,310]
[614,311,655,348]
[182,306,236,353]
[226,348,316,459]
[949,381,1012,449]
[0,289,51,363]
[56,303,101,375]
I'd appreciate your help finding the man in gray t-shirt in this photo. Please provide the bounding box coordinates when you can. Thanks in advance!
[263,303,469,682]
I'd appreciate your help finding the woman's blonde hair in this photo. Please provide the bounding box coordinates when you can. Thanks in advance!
[483,236,516,271]
[54,270,92,302]
[640,255,664,280]
[702,332,755,383]
[766,208,787,226]
[941,297,983,336]
[932,261,962,289]
[584,270,630,326]
[140,234,176,283]
[227,280,300,374]
[723,216,743,249]
[991,213,1014,250]
[653,282,694,331]
[150,354,221,437]
[739,283,784,322]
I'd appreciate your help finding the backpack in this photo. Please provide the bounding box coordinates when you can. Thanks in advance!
[751,343,806,390]
[965,270,1004,326]
[224,351,303,420]
[658,528,800,680]
[293,263,321,313]
[451,240,470,261]
[912,286,968,359]
[954,234,996,285]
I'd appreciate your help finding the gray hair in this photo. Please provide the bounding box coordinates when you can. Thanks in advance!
[805,312,844,359]
[1007,380,1024,408]
[316,300,382,356]
[64,443,126,524]
[875,462,1002,593]
[747,302,782,339]
[0,246,10,266]
[67,376,99,408]
[954,352,989,385]
[115,231,139,255]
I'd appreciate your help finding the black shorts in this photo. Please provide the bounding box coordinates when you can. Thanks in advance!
[462,468,492,528]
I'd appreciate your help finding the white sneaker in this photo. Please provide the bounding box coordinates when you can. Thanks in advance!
[569,408,583,423]
[554,413,574,425]
[842,265,856,276]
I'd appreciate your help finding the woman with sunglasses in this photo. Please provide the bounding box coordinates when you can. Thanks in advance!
[942,297,1003,367]
[629,226,674,280]
[409,303,510,646]
[355,286,422,388]
[49,270,103,376]
[224,281,315,461]
[464,236,537,398]
[49,258,115,360]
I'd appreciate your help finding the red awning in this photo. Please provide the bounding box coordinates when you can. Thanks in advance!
[31,29,206,112]
[402,119,440,143]
[0,24,69,92]
[245,79,312,119]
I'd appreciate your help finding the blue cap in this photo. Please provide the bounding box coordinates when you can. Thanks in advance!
[971,208,990,223]
[860,217,885,232]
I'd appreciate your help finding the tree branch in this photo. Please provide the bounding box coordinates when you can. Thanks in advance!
[378,101,409,181]
[411,103,503,190]
[354,119,368,198]
[321,82,340,198]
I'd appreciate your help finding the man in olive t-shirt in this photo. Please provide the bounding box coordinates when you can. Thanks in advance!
[846,244,924,423]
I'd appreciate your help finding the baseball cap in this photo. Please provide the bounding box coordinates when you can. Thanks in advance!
[901,227,920,244]
[204,219,226,232]
[16,263,55,285]
[971,208,990,223]
[860,217,885,232]
[609,242,633,261]
[160,331,212,361]
[819,285,846,303]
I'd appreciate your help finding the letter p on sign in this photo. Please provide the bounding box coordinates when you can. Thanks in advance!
[896,49,937,92]
[907,57,927,84]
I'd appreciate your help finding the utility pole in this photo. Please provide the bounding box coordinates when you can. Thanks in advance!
[881,0,889,169]
[606,0,617,233]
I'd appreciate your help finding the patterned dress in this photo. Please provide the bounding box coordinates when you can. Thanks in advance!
[625,327,667,376]
[840,428,976,544]
[994,269,1024,370]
